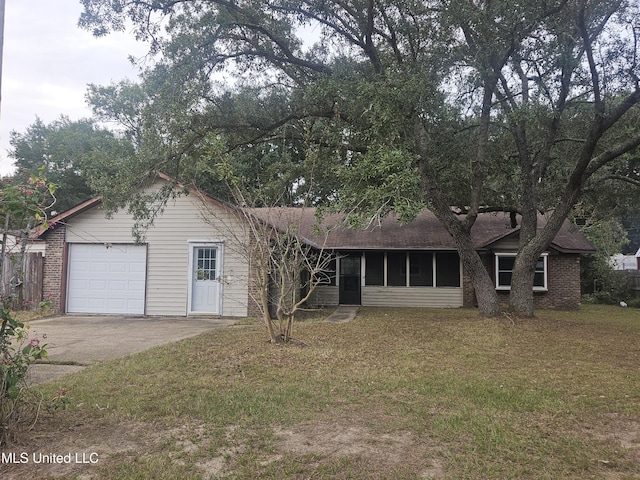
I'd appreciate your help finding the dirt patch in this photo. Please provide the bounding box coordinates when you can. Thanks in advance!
[2,418,447,479]
[586,414,640,460]
[272,422,445,479]
[2,420,156,479]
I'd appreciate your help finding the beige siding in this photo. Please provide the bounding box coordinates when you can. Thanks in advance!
[64,186,250,317]
[362,286,463,308]
[491,237,520,250]
[308,285,463,308]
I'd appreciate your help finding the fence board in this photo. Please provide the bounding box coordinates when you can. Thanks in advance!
[0,252,44,309]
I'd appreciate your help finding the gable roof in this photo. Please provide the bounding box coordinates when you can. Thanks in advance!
[251,208,596,254]
[32,195,103,238]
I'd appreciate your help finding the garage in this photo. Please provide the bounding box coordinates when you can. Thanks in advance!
[66,243,147,315]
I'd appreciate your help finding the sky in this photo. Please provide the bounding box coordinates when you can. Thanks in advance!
[0,0,147,175]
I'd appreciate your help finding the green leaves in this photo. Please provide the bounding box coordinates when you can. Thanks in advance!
[76,0,640,317]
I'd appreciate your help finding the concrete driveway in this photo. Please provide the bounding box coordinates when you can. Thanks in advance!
[26,315,237,384]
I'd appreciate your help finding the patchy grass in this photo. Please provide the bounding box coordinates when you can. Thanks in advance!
[4,305,640,479]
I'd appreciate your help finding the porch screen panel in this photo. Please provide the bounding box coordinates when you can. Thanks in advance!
[365,252,384,286]
[409,252,433,286]
[436,252,461,287]
[387,252,407,286]
[320,258,337,286]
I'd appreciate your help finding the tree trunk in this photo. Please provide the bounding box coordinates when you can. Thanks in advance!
[508,204,538,317]
[508,253,537,317]
[259,267,279,343]
[462,248,501,317]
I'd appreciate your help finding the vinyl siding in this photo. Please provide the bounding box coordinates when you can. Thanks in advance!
[490,237,520,250]
[64,185,250,317]
[307,285,463,308]
[362,286,463,308]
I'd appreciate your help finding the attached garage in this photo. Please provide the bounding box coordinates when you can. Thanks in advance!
[66,243,147,315]
[38,177,251,317]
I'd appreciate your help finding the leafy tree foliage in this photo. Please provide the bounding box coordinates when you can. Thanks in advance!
[578,214,634,303]
[9,116,135,213]
[80,0,640,316]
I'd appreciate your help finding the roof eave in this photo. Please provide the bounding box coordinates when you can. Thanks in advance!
[32,196,103,238]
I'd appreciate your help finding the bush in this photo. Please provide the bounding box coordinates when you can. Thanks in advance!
[624,298,640,309]
[0,305,47,445]
[582,256,634,304]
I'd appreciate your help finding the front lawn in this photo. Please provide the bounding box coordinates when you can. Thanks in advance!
[4,306,640,479]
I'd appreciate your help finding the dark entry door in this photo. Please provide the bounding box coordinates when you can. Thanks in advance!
[339,254,361,305]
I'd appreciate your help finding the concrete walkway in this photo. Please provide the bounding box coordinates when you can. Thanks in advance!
[26,315,236,385]
[325,305,359,323]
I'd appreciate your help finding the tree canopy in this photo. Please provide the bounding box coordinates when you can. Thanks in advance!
[79,0,640,316]
[9,116,135,214]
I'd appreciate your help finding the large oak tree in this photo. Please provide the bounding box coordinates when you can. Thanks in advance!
[79,0,640,316]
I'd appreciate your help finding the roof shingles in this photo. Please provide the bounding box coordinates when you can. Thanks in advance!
[250,208,596,253]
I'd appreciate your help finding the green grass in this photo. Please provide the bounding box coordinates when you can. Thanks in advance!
[9,305,640,479]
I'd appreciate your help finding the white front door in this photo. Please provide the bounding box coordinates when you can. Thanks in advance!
[190,245,222,314]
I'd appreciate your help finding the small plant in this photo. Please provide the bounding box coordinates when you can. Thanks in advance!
[37,293,56,317]
[0,304,48,444]
[47,388,71,413]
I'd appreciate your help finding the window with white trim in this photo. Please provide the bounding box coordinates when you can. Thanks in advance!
[495,253,548,291]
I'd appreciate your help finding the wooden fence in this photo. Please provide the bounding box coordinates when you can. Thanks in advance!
[1,252,44,309]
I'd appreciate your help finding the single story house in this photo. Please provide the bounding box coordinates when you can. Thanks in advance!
[610,249,640,270]
[36,175,595,316]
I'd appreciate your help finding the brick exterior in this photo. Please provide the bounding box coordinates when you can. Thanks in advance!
[41,224,66,314]
[462,252,583,310]
[533,254,582,310]
[246,256,263,318]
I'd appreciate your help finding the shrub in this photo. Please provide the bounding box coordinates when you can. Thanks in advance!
[581,259,634,305]
[625,298,640,309]
[0,305,47,445]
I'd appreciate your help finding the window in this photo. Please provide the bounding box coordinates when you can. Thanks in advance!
[533,257,546,287]
[436,252,461,287]
[195,247,217,281]
[365,252,384,286]
[387,252,407,286]
[495,253,547,291]
[409,252,433,286]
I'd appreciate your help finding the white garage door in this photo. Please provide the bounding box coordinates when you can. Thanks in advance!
[67,244,147,315]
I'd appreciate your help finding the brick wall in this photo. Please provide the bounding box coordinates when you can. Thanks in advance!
[42,225,65,314]
[464,252,583,310]
[534,254,582,310]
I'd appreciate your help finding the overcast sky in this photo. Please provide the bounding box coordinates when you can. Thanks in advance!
[0,0,147,175]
